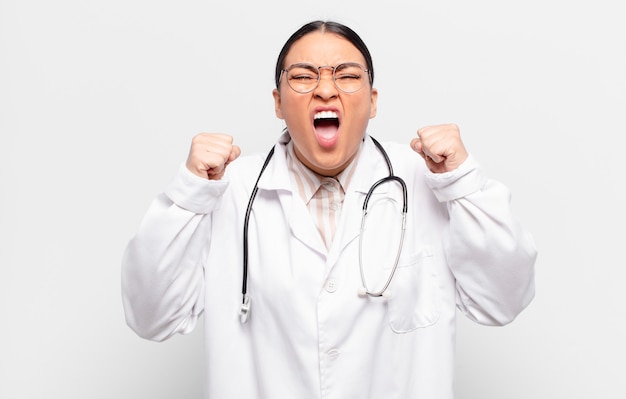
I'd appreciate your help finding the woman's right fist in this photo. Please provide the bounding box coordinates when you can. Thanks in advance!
[185,133,241,180]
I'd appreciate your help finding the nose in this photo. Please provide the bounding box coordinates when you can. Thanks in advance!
[313,67,338,100]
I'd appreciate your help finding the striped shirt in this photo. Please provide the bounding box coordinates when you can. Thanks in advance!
[286,140,360,250]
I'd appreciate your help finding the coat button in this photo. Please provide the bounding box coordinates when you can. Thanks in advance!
[325,279,338,293]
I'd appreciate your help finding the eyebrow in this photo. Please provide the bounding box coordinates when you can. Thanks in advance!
[288,62,364,69]
[287,63,319,72]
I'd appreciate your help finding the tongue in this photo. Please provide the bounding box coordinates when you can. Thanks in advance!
[314,120,339,147]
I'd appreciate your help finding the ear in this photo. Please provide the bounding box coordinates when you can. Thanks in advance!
[272,89,284,119]
[369,88,378,119]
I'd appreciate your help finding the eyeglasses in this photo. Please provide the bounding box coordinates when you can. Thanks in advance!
[281,62,371,94]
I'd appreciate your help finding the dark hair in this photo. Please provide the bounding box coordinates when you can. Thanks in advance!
[274,20,374,88]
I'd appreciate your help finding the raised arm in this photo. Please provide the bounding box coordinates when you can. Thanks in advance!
[121,133,240,341]
[412,124,536,325]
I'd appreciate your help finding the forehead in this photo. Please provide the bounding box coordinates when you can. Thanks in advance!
[284,31,366,66]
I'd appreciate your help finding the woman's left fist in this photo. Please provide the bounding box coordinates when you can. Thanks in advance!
[410,123,469,173]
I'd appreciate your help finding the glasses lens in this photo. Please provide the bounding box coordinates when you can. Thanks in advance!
[334,63,367,93]
[286,64,319,93]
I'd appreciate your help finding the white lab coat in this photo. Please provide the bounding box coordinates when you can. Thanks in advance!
[122,132,536,399]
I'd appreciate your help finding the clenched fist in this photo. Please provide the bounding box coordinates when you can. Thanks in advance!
[410,124,469,173]
[186,133,241,180]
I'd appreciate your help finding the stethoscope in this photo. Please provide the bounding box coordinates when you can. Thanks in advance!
[239,136,407,323]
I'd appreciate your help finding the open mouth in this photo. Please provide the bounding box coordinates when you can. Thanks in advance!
[313,111,340,147]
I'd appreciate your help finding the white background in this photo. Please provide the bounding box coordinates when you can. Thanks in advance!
[1,0,624,398]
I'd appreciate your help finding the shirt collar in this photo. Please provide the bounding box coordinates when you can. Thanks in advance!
[285,139,361,204]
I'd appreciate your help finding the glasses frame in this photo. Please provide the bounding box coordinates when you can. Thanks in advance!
[280,62,371,94]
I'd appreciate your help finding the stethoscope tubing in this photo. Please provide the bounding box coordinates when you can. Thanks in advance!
[242,146,275,300]
[358,174,408,297]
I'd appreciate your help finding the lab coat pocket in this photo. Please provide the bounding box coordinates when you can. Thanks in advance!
[387,246,441,333]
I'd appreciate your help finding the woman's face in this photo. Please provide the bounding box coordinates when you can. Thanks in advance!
[273,31,378,176]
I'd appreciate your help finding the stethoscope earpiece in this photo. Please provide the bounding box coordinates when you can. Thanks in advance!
[357,287,393,298]
[239,295,251,324]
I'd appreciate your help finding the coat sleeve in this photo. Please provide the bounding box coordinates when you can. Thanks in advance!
[425,156,537,326]
[121,164,229,341]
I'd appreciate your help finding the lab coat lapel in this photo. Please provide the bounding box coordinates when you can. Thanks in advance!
[256,135,327,256]
[288,194,328,254]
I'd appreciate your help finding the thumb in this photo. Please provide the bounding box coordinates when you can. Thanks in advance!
[209,145,241,180]
[226,145,242,165]
[410,137,427,159]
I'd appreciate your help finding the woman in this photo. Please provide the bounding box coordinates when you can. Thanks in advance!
[122,20,536,398]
